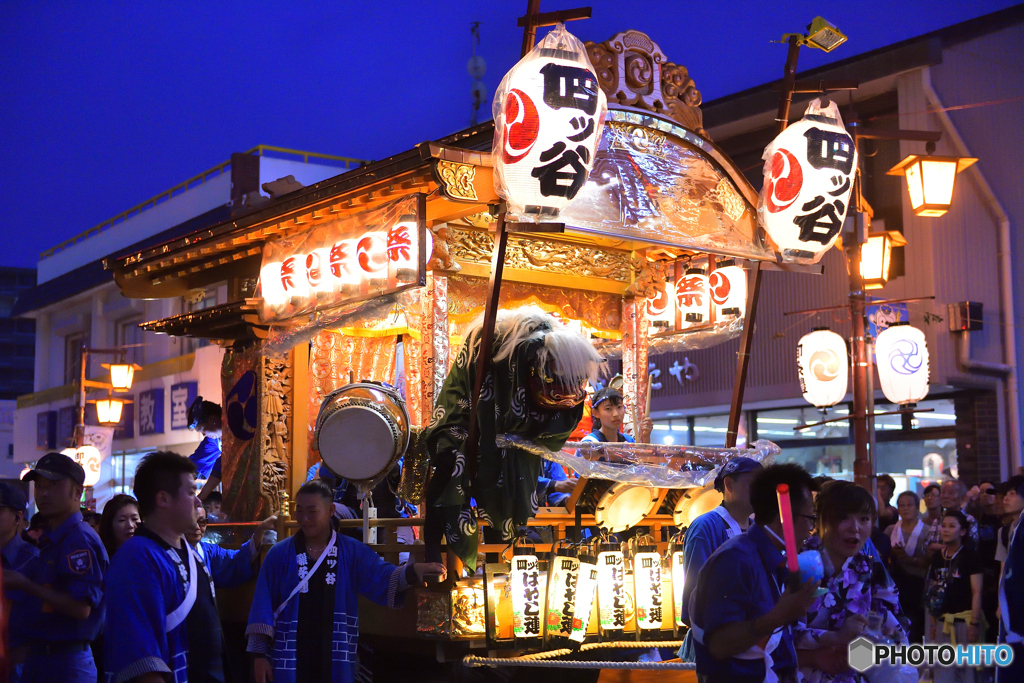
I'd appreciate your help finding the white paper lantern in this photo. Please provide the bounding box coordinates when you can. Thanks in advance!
[510,551,542,639]
[597,545,626,633]
[758,98,858,263]
[491,23,607,219]
[709,260,747,319]
[633,548,664,631]
[646,281,675,335]
[676,267,709,327]
[671,547,686,627]
[569,554,599,644]
[545,552,580,639]
[875,323,930,406]
[329,238,362,286]
[797,329,849,410]
[61,445,103,487]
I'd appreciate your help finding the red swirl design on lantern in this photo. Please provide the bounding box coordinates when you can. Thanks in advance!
[502,89,540,163]
[765,148,803,213]
[709,271,731,306]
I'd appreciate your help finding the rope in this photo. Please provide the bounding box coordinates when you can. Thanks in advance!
[462,641,693,670]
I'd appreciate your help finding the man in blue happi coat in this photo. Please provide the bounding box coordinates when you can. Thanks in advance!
[185,508,276,590]
[998,477,1024,682]
[0,481,39,683]
[7,452,108,683]
[105,451,221,683]
[678,456,762,661]
[246,479,446,683]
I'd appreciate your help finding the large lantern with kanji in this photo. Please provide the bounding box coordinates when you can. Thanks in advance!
[492,23,607,220]
[676,266,709,328]
[758,98,858,263]
[797,328,848,411]
[875,322,930,407]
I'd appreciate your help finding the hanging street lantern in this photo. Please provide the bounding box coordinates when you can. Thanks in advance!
[597,542,626,635]
[860,231,907,289]
[709,259,747,318]
[491,23,608,220]
[676,265,709,327]
[94,397,125,426]
[758,97,858,262]
[105,362,138,391]
[61,445,103,487]
[510,547,542,639]
[797,329,849,412]
[569,549,599,645]
[875,322,930,407]
[632,543,664,632]
[887,153,977,217]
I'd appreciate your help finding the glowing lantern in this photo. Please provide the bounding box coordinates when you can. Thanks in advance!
[597,542,626,634]
[860,231,907,289]
[356,233,388,277]
[709,259,747,319]
[545,548,580,640]
[670,542,686,627]
[569,551,599,645]
[510,548,542,639]
[61,445,103,487]
[875,323,930,407]
[108,363,136,391]
[676,266,709,327]
[95,398,125,425]
[305,247,333,293]
[491,23,607,220]
[797,329,848,411]
[279,254,309,298]
[758,97,858,262]
[633,545,664,632]
[887,154,976,218]
[646,281,675,336]
[329,239,362,286]
[260,262,287,306]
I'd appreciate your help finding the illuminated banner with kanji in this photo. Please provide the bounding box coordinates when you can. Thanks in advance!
[259,194,427,323]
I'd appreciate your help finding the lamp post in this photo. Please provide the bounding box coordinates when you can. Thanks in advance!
[74,346,137,447]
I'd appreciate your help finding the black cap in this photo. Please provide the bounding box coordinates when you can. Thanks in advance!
[23,452,86,487]
[0,483,27,512]
[187,396,205,430]
[713,456,764,492]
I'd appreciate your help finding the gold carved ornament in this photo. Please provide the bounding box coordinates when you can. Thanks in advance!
[434,160,478,201]
[624,254,669,300]
[260,352,291,507]
[585,30,707,138]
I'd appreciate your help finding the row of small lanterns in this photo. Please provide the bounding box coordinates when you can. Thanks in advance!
[797,322,931,411]
[508,536,687,643]
[646,257,747,335]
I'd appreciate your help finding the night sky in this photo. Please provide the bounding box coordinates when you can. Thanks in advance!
[1,1,1016,269]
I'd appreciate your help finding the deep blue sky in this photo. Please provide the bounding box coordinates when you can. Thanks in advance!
[1,1,1017,268]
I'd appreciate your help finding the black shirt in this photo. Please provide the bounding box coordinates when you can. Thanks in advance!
[136,526,224,683]
[928,545,983,615]
[295,532,337,682]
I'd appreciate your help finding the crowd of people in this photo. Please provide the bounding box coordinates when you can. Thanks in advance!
[4,421,1024,682]
[0,450,443,683]
[682,465,1024,683]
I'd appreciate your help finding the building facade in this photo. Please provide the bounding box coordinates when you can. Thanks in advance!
[12,147,365,509]
[0,267,37,477]
[646,8,1024,494]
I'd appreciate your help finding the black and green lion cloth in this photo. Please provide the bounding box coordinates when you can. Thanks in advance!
[423,306,603,570]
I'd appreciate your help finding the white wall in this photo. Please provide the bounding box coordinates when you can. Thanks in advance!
[37,174,232,283]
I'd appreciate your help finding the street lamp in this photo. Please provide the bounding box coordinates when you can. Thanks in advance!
[104,362,139,391]
[887,152,977,217]
[860,231,908,289]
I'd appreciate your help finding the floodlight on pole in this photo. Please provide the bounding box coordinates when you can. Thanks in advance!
[780,16,847,53]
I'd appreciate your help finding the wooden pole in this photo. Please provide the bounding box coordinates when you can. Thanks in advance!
[725,35,801,448]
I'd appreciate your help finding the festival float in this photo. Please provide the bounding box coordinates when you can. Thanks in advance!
[105,8,856,672]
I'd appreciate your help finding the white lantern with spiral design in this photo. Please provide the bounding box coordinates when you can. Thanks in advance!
[709,259,747,319]
[797,329,848,411]
[875,323,930,407]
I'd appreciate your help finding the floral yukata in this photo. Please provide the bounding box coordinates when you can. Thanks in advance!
[795,536,909,683]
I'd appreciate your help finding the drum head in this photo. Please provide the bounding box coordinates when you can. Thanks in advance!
[672,484,723,527]
[318,406,398,483]
[594,485,660,533]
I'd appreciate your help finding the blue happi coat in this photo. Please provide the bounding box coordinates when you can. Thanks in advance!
[195,538,257,589]
[104,535,195,683]
[246,531,406,683]
[998,514,1024,682]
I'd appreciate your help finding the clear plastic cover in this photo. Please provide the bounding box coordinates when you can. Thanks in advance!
[592,315,744,359]
[497,434,780,488]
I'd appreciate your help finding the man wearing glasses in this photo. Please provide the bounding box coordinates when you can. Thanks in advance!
[184,513,277,591]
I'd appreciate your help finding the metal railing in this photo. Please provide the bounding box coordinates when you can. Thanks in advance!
[39,145,371,260]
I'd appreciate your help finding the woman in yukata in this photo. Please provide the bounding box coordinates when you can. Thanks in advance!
[796,480,910,682]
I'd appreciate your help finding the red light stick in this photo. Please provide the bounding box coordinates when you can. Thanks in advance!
[776,484,800,575]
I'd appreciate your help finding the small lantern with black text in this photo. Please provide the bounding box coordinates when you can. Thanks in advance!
[597,541,627,635]
[545,542,580,643]
[569,547,600,646]
[510,546,543,640]
[632,541,664,633]
[676,265,709,327]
